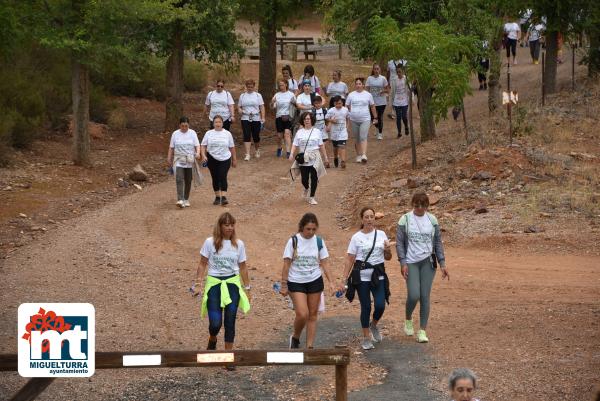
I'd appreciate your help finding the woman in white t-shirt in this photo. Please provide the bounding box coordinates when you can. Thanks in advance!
[325,70,348,108]
[289,112,330,205]
[366,64,389,140]
[282,65,299,96]
[167,116,200,208]
[346,77,377,164]
[294,81,315,135]
[341,207,393,350]
[504,19,521,64]
[325,95,350,169]
[238,79,265,161]
[192,212,251,358]
[279,213,335,349]
[204,79,235,131]
[396,192,449,343]
[200,116,237,206]
[271,79,296,159]
[393,68,410,137]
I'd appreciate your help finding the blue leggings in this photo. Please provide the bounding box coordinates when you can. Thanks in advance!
[206,279,240,343]
[357,279,386,328]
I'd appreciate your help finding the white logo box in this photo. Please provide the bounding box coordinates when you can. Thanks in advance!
[18,303,95,377]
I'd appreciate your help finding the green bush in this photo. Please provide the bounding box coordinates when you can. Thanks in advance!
[184,60,208,92]
[91,55,167,100]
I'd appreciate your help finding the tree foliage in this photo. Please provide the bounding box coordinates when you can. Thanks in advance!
[370,17,477,140]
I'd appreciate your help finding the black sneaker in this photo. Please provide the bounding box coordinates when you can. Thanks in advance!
[334,158,339,168]
[397,132,401,138]
[213,196,221,205]
[289,335,300,349]
[207,339,217,350]
[405,130,409,136]
[221,196,229,206]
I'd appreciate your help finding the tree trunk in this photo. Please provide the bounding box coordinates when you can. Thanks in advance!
[71,56,90,166]
[408,82,417,169]
[417,85,435,141]
[588,27,600,77]
[258,12,277,106]
[165,23,185,132]
[545,30,559,94]
[488,30,503,113]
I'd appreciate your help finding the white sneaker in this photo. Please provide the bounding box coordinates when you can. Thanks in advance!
[183,200,190,207]
[302,188,309,199]
[361,155,368,163]
[244,154,251,161]
[255,149,260,158]
[176,200,184,208]
[308,197,318,205]
[361,338,375,350]
[376,133,383,140]
[355,156,362,163]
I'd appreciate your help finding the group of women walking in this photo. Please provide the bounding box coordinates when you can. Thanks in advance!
[191,192,449,356]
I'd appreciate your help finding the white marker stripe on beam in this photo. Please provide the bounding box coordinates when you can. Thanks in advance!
[197,353,235,363]
[266,352,304,364]
[122,354,162,366]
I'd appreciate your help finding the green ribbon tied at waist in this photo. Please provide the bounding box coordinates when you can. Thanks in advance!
[201,274,251,318]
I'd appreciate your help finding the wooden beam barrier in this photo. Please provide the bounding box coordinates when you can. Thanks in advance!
[1,348,350,401]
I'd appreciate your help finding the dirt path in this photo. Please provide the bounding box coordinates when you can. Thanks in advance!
[1,54,598,401]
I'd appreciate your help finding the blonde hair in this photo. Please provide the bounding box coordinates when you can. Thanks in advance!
[213,212,238,252]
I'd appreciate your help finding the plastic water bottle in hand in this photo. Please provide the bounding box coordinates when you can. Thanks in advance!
[335,285,348,298]
[273,281,281,293]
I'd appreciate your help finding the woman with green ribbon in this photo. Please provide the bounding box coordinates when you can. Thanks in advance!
[192,213,251,361]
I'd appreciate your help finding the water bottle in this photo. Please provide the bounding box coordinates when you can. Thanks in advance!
[260,122,265,131]
[201,160,208,168]
[335,285,348,298]
[273,281,281,293]
[167,166,174,175]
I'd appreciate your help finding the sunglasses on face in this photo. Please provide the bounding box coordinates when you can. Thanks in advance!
[217,85,224,88]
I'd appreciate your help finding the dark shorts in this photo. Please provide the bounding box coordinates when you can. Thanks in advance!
[275,116,292,132]
[287,276,324,294]
[332,140,347,148]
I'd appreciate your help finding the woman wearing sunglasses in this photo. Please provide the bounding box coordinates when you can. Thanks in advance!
[396,191,449,343]
[205,80,235,131]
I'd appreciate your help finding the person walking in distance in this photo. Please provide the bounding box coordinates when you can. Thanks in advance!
[396,192,449,343]
[366,63,389,140]
[238,79,265,161]
[289,112,330,205]
[167,116,200,208]
[325,95,350,168]
[325,70,348,108]
[392,68,410,137]
[280,213,335,349]
[525,16,545,65]
[312,95,330,163]
[282,65,299,96]
[340,207,393,350]
[299,64,321,94]
[205,80,235,131]
[346,77,377,164]
[200,115,237,206]
[271,79,296,159]
[504,17,521,65]
[192,212,251,364]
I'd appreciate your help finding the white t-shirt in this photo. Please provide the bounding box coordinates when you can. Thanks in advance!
[388,59,407,76]
[283,234,329,283]
[326,81,348,98]
[325,107,349,141]
[348,229,388,281]
[504,22,520,40]
[528,23,545,42]
[200,237,246,277]
[296,93,314,112]
[205,90,234,121]
[366,75,389,106]
[170,129,199,168]
[346,90,375,123]
[405,211,434,264]
[314,108,327,138]
[201,129,235,161]
[239,91,264,121]
[393,76,409,107]
[299,75,321,93]
[293,128,323,166]
[274,91,296,117]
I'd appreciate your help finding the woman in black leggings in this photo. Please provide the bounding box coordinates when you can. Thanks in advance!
[200,115,237,206]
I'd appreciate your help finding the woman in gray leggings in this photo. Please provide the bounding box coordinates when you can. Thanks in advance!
[396,192,449,343]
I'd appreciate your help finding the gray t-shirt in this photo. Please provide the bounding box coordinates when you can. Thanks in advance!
[366,75,389,106]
